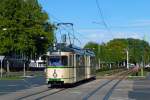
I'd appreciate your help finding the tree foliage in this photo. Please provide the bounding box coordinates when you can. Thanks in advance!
[0,0,54,59]
[84,38,150,65]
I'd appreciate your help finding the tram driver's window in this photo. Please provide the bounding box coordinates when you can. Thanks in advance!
[61,56,68,66]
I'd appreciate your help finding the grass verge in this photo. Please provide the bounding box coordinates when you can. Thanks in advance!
[128,69,149,79]
[96,68,125,76]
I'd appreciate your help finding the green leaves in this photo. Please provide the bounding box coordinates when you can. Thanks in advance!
[0,0,54,59]
[84,38,150,65]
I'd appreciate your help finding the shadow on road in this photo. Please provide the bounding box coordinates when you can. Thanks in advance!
[50,77,96,88]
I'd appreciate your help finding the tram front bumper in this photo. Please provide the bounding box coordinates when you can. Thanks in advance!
[47,78,64,85]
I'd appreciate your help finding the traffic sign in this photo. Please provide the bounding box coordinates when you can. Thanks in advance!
[0,56,5,61]
[0,56,4,78]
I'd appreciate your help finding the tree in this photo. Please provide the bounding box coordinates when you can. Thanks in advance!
[84,42,106,64]
[106,39,128,62]
[84,42,99,58]
[127,38,150,64]
[84,38,150,68]
[106,38,150,65]
[0,0,54,59]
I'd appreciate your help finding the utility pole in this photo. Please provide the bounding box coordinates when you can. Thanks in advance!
[2,28,10,74]
[23,62,26,77]
[7,60,10,73]
[22,52,26,77]
[98,45,101,69]
[126,49,129,69]
[141,36,146,76]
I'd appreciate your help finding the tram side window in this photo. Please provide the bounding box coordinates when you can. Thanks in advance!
[61,56,68,66]
[90,57,95,67]
[69,55,73,67]
[76,55,84,67]
[76,55,80,67]
[80,56,84,67]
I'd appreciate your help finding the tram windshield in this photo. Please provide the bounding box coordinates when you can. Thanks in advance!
[48,56,68,66]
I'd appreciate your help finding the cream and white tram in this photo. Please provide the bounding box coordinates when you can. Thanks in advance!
[46,43,96,86]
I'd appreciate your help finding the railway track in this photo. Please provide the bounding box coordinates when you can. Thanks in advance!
[35,88,66,100]
[83,70,132,100]
[16,88,52,100]
[17,87,67,100]
[14,70,131,100]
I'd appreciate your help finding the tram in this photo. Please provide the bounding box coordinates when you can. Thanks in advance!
[46,43,96,86]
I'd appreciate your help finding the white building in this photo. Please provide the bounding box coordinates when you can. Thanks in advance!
[29,57,46,68]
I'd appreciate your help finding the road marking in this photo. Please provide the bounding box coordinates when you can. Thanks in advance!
[0,91,26,94]
[70,91,81,94]
[134,84,150,87]
[110,97,135,100]
[0,92,12,93]
[0,92,24,93]
[115,88,133,91]
[7,85,17,86]
[0,85,21,87]
[5,84,30,88]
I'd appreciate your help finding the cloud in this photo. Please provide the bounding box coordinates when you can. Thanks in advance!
[113,32,126,38]
[75,28,147,47]
[74,19,150,47]
[129,33,142,39]
[113,32,142,39]
[76,29,111,46]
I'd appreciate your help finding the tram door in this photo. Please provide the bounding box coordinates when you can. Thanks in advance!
[76,55,85,81]
[75,54,80,82]
[69,54,74,83]
[86,56,91,78]
[73,54,77,82]
[76,55,80,82]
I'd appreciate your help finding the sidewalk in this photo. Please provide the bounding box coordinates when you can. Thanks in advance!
[110,73,150,100]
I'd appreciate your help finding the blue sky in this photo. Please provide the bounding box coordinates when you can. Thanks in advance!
[38,0,150,47]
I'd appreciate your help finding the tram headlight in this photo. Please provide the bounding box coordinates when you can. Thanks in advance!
[46,78,49,82]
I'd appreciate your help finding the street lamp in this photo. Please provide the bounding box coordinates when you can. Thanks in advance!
[2,28,7,31]
[40,36,45,40]
[23,56,26,77]
[2,28,10,73]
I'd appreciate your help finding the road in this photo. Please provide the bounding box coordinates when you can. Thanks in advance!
[0,76,46,95]
[0,73,150,100]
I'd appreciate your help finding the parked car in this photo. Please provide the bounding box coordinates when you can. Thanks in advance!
[145,64,150,68]
[129,63,135,68]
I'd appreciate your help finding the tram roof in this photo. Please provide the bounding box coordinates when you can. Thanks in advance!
[48,43,95,56]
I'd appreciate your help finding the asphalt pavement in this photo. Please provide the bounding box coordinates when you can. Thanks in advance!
[1,73,150,100]
[0,76,46,95]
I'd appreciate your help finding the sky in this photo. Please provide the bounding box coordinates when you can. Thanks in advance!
[38,0,150,47]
